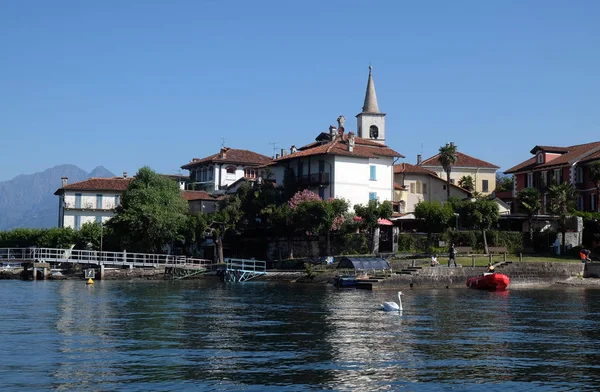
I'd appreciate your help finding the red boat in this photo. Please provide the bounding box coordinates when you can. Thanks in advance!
[466,273,510,291]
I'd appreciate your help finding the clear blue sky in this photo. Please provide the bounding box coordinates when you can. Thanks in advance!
[2,0,600,181]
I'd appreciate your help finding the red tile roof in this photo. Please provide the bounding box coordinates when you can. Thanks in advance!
[182,190,224,201]
[274,133,403,162]
[181,147,272,169]
[505,141,600,174]
[54,177,131,195]
[420,151,499,169]
[394,162,438,176]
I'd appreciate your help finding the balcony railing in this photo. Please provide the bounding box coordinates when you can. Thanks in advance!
[298,172,330,186]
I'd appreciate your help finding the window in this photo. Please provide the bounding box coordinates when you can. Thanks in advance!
[576,167,583,184]
[422,183,428,195]
[410,183,415,193]
[208,166,214,181]
[527,173,533,188]
[416,180,422,194]
[592,194,597,212]
[96,194,103,209]
[482,180,489,193]
[553,169,561,184]
[319,160,325,172]
[541,171,547,186]
[96,216,102,224]
[226,166,236,174]
[369,125,379,139]
[75,193,82,208]
[244,168,257,179]
[537,153,544,164]
[370,165,376,181]
[114,195,120,207]
[369,192,377,200]
[75,216,81,230]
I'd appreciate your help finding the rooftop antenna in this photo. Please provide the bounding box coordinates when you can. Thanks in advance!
[269,142,279,158]
[220,138,226,148]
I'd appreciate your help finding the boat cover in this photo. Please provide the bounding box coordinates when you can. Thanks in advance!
[336,257,390,271]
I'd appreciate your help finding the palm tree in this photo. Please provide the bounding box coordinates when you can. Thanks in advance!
[458,175,474,192]
[517,187,541,242]
[589,161,600,213]
[439,142,458,200]
[547,183,579,254]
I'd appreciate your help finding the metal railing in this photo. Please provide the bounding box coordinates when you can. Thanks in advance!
[224,258,267,282]
[0,247,211,269]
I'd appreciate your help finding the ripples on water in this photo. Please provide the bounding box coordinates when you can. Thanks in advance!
[1,280,600,391]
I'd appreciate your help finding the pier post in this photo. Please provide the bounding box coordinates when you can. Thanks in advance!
[488,254,493,265]
[412,259,415,267]
[471,255,475,267]
[32,265,36,281]
[503,253,507,262]
[100,264,105,280]
[519,253,523,263]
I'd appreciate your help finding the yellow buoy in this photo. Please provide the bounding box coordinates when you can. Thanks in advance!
[87,278,94,285]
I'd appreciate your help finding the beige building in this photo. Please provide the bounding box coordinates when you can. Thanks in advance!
[393,163,470,212]
[418,149,499,195]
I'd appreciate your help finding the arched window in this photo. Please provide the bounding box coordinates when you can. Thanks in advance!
[369,125,379,139]
[244,168,257,179]
[226,166,236,174]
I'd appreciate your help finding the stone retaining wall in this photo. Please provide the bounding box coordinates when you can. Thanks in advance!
[378,262,585,289]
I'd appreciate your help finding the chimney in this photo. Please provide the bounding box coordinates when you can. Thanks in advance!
[417,154,422,165]
[61,177,68,187]
[348,132,355,152]
[123,172,127,178]
[275,153,280,159]
[220,147,227,159]
[329,125,337,137]
[291,145,297,154]
[280,148,286,157]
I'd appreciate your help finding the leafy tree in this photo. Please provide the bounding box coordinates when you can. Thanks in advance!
[439,143,459,200]
[354,199,393,254]
[458,175,475,192]
[517,187,541,242]
[547,183,579,253]
[496,174,514,192]
[107,166,189,253]
[75,222,103,250]
[589,161,600,213]
[414,201,454,251]
[450,196,499,254]
[204,195,244,263]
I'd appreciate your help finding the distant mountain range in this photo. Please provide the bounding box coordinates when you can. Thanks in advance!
[0,165,115,230]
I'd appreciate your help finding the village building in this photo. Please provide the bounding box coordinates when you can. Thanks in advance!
[54,174,132,229]
[504,141,600,213]
[268,66,403,209]
[418,149,499,195]
[180,147,272,192]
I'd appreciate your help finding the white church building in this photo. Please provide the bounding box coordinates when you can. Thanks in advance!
[270,67,403,208]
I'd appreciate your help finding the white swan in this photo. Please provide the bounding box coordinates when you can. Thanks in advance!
[381,291,403,312]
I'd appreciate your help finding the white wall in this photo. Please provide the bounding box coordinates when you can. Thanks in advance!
[61,191,121,230]
[334,155,394,208]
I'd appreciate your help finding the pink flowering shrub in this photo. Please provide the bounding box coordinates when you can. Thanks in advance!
[288,189,321,209]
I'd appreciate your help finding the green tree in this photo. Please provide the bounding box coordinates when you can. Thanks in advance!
[450,196,499,254]
[107,166,189,253]
[354,199,393,254]
[589,161,600,213]
[204,195,243,263]
[414,201,454,251]
[75,222,103,250]
[439,142,459,200]
[458,175,475,192]
[547,182,579,253]
[517,187,541,242]
[496,174,514,192]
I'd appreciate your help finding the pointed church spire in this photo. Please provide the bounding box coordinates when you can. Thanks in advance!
[362,65,380,113]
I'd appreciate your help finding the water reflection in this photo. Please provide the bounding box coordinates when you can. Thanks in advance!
[1,280,600,390]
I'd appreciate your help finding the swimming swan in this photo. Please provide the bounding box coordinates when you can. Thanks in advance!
[381,291,403,312]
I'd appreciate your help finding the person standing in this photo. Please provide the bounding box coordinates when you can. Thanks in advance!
[448,243,457,267]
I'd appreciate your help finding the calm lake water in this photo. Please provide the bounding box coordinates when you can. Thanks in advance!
[1,279,600,391]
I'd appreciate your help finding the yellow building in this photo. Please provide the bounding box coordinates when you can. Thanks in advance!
[418,150,499,195]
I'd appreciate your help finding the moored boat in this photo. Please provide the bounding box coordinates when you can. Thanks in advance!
[466,272,510,291]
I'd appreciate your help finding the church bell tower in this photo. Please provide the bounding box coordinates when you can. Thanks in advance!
[356,65,386,144]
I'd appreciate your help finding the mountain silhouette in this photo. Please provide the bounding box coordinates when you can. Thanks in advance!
[0,165,115,230]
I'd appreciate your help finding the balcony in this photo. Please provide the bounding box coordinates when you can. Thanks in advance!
[298,172,330,186]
